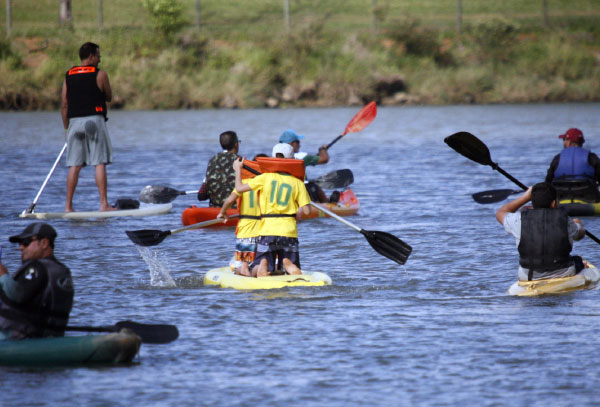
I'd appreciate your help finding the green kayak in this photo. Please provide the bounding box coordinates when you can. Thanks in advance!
[0,329,141,367]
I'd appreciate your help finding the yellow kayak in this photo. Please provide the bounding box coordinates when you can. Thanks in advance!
[204,267,332,290]
[507,265,600,296]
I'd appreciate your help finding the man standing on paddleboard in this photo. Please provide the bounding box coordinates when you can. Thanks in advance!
[0,223,74,340]
[61,42,114,212]
[496,182,586,281]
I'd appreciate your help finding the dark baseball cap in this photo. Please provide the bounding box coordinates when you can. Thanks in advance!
[9,222,57,244]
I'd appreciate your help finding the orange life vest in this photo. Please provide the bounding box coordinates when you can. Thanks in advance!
[256,157,305,180]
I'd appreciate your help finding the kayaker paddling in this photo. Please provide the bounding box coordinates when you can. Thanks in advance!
[197,131,241,207]
[222,144,311,277]
[0,223,74,340]
[545,128,600,204]
[496,182,587,281]
[280,129,338,203]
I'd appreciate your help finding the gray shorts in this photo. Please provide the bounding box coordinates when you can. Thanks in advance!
[66,115,113,167]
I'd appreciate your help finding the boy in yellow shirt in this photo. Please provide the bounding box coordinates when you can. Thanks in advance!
[218,159,263,276]
[230,144,311,277]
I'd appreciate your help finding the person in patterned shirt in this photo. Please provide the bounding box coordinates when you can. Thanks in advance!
[197,131,241,207]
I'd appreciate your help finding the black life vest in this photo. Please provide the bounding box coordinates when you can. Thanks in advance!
[65,65,107,120]
[518,208,573,274]
[0,257,74,339]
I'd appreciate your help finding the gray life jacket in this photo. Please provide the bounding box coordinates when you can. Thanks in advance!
[0,256,74,339]
[518,208,573,275]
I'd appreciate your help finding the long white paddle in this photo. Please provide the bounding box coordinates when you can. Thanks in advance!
[22,142,67,215]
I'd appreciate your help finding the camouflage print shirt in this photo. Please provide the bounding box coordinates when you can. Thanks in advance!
[205,151,239,207]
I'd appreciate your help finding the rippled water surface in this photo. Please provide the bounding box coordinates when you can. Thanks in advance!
[1,104,600,406]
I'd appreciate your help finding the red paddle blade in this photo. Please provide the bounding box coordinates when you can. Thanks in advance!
[343,101,377,135]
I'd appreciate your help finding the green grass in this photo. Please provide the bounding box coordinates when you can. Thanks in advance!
[0,0,599,110]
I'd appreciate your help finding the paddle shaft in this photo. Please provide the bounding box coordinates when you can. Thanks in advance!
[170,214,239,235]
[326,135,343,150]
[24,143,67,214]
[309,201,360,232]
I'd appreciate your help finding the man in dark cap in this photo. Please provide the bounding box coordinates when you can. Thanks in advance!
[496,182,586,281]
[0,223,74,340]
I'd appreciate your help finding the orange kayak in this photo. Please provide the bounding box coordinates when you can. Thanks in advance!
[181,188,360,227]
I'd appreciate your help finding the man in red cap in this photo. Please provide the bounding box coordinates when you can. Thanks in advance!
[545,128,600,186]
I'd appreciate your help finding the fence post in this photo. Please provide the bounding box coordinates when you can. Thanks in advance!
[456,0,462,32]
[371,0,377,33]
[98,0,103,29]
[195,0,201,30]
[59,0,72,27]
[283,0,290,32]
[6,0,11,37]
[542,0,549,27]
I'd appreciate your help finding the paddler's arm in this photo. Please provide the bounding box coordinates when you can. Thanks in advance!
[316,145,329,164]
[300,204,310,216]
[572,218,585,241]
[233,158,252,193]
[496,187,532,225]
[218,190,240,223]
[61,79,69,131]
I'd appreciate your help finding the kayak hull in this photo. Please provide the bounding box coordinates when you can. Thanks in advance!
[204,267,332,290]
[558,199,600,216]
[20,204,172,220]
[182,189,359,227]
[0,330,141,367]
[507,266,600,296]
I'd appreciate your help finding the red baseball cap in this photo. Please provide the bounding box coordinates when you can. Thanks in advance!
[559,128,584,143]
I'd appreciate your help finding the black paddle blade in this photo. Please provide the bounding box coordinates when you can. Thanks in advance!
[115,321,179,344]
[312,169,354,189]
[472,189,523,204]
[139,185,183,204]
[125,229,171,246]
[444,132,494,167]
[360,230,412,265]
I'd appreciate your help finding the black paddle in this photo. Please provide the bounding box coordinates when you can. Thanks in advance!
[139,169,354,204]
[309,202,412,265]
[444,131,600,245]
[126,215,240,246]
[472,188,522,204]
[309,169,353,189]
[66,320,179,344]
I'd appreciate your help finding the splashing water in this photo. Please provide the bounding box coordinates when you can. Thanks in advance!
[136,246,177,287]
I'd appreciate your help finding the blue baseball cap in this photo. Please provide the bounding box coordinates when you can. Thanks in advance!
[279,129,305,143]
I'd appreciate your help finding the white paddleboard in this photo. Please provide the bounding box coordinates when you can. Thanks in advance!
[19,203,172,220]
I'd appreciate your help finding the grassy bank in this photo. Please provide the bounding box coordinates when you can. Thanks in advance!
[1,0,599,110]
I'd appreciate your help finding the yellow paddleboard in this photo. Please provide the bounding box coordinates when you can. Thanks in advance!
[204,267,332,290]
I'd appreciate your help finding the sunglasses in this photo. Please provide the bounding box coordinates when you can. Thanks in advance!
[20,237,38,247]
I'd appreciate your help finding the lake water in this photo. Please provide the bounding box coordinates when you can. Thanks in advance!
[1,104,600,406]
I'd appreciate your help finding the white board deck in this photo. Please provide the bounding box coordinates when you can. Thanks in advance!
[19,203,172,220]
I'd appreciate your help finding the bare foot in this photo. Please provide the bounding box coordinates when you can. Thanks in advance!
[65,207,75,213]
[100,205,117,212]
